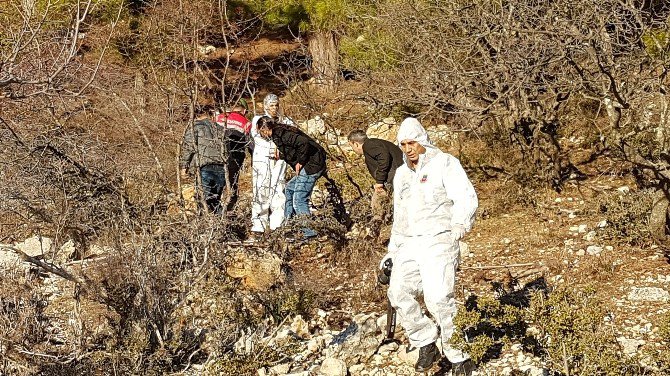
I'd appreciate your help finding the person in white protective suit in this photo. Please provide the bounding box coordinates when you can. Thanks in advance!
[381,117,478,374]
[250,94,296,235]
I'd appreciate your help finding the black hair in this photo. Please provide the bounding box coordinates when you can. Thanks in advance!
[256,116,275,129]
[257,116,292,132]
[347,129,368,143]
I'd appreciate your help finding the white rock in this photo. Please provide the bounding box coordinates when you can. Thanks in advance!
[396,345,419,367]
[366,117,398,142]
[349,364,365,375]
[628,287,670,302]
[291,315,310,339]
[286,371,309,376]
[14,235,52,257]
[583,231,597,242]
[258,367,268,376]
[575,249,585,256]
[617,186,630,193]
[270,363,290,375]
[377,341,399,356]
[519,365,533,373]
[307,337,325,353]
[597,220,608,228]
[617,337,645,356]
[0,246,22,270]
[586,245,603,256]
[319,358,347,376]
[59,240,76,261]
[577,224,588,233]
[376,316,387,334]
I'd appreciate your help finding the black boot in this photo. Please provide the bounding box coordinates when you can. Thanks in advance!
[414,342,440,372]
[451,359,474,376]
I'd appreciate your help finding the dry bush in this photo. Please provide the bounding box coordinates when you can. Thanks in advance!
[0,270,49,376]
[340,0,670,195]
[454,286,648,374]
[0,1,301,374]
[597,189,656,246]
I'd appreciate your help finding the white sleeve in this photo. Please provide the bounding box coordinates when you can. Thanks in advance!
[442,155,478,231]
[281,115,297,127]
[251,116,261,138]
[388,170,403,253]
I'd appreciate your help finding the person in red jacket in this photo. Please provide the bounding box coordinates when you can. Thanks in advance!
[214,101,253,213]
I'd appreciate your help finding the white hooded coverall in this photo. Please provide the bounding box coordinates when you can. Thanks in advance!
[250,96,295,232]
[386,117,478,363]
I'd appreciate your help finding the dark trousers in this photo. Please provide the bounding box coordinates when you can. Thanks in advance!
[199,164,226,214]
[226,151,245,212]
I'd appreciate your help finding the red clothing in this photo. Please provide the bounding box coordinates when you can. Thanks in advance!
[216,111,251,135]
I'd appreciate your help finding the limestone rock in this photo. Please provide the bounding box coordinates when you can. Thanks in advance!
[290,315,310,339]
[15,235,52,257]
[227,251,285,291]
[628,287,670,302]
[586,245,603,256]
[300,116,339,145]
[269,363,290,375]
[366,118,398,142]
[396,344,419,367]
[318,358,347,376]
[324,313,381,366]
[0,245,22,270]
[617,337,645,356]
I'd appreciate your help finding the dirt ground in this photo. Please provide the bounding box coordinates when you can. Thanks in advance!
[288,174,670,353]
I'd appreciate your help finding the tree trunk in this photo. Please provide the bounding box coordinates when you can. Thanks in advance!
[22,0,36,18]
[308,30,338,90]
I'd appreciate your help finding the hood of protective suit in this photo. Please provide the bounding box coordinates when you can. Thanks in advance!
[397,117,432,147]
[263,93,279,108]
[397,117,438,167]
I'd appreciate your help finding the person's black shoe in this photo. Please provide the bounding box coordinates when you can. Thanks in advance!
[451,359,474,376]
[414,342,440,372]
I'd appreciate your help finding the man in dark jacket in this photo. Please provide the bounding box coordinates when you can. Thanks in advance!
[348,130,404,222]
[180,106,228,214]
[257,117,326,239]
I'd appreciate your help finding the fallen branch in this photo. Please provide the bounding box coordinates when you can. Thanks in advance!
[461,262,536,270]
[0,245,83,284]
[63,254,110,266]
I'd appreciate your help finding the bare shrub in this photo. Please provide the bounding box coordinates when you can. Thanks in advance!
[597,189,656,246]
[525,287,644,375]
[338,0,670,196]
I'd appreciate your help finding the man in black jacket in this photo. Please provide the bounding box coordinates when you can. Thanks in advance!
[348,130,404,222]
[257,117,327,239]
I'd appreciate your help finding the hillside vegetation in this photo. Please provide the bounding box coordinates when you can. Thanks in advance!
[1,1,670,375]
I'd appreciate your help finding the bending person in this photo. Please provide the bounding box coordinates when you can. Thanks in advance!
[347,129,404,225]
[256,117,326,240]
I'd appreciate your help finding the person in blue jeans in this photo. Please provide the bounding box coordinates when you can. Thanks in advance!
[256,116,326,239]
[180,107,228,214]
[198,164,227,213]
